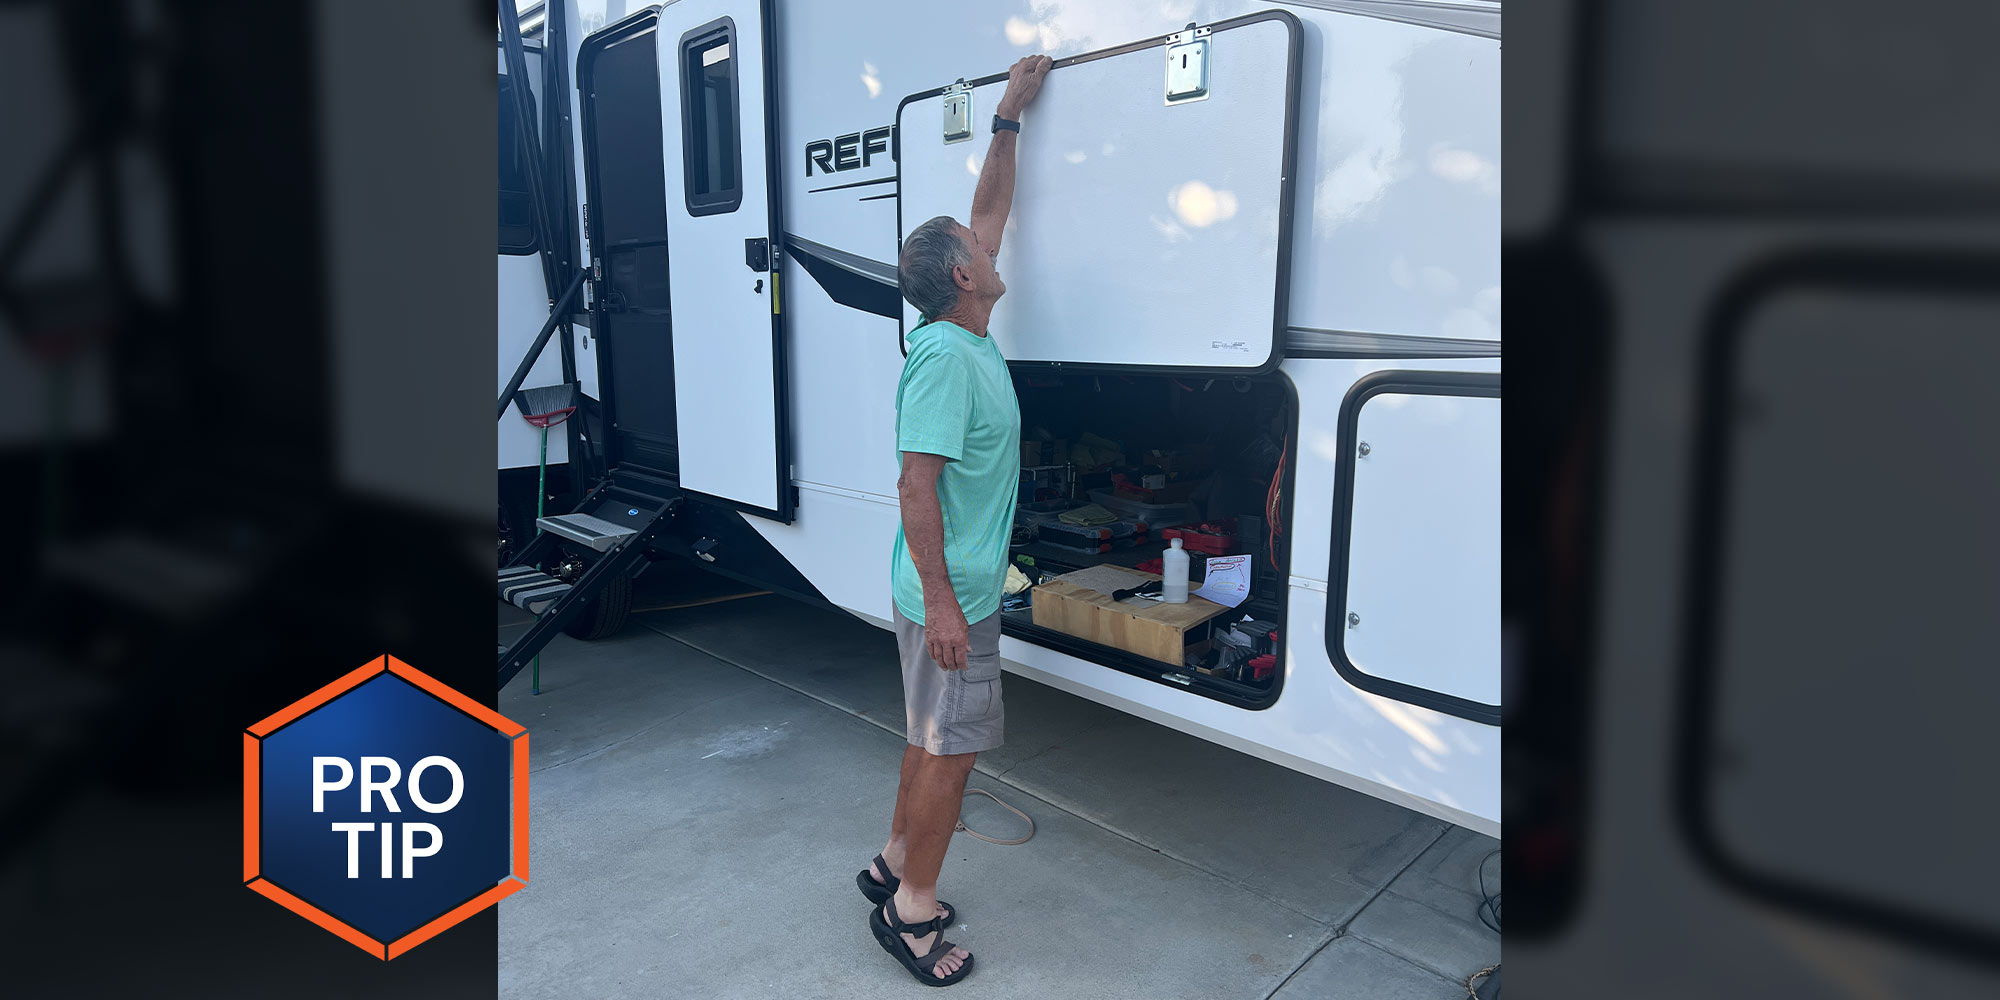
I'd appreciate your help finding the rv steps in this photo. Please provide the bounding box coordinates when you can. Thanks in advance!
[535,512,637,552]
[497,565,573,614]
[498,490,679,690]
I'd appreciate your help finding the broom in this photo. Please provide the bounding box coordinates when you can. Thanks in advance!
[512,382,579,695]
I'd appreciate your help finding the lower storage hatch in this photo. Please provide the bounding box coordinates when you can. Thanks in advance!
[998,369,1294,709]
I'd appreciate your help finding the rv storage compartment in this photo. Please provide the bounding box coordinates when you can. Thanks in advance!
[1004,370,1293,706]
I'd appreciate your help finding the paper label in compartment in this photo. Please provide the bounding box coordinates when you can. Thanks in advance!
[1192,554,1252,608]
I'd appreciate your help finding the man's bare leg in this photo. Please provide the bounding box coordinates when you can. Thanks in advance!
[873,743,925,882]
[888,748,977,976]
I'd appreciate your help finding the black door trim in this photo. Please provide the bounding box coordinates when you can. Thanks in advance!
[1325,369,1502,726]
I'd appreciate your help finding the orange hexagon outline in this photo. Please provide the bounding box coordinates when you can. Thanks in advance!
[243,654,529,960]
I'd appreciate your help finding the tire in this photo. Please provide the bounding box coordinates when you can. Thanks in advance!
[498,490,538,568]
[563,570,632,640]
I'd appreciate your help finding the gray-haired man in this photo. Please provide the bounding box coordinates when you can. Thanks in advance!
[859,54,1051,987]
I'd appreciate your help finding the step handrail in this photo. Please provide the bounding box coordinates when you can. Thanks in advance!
[498,268,589,421]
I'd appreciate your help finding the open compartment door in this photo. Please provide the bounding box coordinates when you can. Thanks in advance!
[1328,371,1501,725]
[658,0,793,521]
[895,10,1301,373]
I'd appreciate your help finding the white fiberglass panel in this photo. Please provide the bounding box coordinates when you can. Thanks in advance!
[1342,391,1499,705]
[1285,12,1501,341]
[659,1,786,517]
[896,13,1296,370]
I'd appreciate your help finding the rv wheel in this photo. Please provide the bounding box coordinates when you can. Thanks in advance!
[498,494,537,567]
[562,571,632,640]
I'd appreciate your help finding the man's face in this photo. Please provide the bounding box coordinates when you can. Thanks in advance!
[955,225,1005,303]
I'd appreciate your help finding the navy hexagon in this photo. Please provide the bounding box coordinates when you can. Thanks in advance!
[245,656,527,958]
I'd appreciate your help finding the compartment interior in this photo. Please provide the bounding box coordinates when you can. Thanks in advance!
[1002,369,1294,706]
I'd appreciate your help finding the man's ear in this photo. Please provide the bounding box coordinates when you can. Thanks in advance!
[953,265,976,292]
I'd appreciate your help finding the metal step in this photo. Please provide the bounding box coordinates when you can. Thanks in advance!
[500,492,677,691]
[535,512,637,552]
[498,565,572,615]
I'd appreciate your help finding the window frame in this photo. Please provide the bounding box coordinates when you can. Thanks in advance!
[676,17,744,218]
[497,72,539,255]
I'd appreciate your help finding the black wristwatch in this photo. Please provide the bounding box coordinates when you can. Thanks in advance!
[991,114,1020,134]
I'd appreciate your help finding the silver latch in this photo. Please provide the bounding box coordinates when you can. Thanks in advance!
[1164,23,1211,105]
[942,78,973,143]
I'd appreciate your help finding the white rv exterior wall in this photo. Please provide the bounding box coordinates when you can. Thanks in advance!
[754,1,1500,833]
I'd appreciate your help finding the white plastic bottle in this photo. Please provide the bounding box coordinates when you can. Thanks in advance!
[1162,537,1189,603]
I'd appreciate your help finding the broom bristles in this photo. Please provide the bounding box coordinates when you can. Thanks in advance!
[514,382,579,428]
[513,382,578,419]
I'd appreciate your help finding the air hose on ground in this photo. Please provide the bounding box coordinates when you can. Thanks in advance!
[955,788,1036,845]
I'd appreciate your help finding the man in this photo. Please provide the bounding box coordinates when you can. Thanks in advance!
[859,53,1051,987]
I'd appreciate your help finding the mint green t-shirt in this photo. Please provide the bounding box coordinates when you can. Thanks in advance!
[891,320,1021,625]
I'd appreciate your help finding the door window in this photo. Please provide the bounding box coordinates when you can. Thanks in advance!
[679,21,742,216]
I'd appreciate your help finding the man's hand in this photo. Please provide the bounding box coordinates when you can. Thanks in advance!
[995,55,1052,120]
[924,601,972,671]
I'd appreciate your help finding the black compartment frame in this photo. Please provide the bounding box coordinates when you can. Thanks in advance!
[1324,369,1502,726]
[997,369,1300,711]
[891,9,1303,376]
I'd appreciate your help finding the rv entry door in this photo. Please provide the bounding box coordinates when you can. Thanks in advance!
[658,0,793,521]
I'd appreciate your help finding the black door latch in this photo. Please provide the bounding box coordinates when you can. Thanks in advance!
[744,237,770,272]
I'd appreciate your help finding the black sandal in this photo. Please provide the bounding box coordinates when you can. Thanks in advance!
[870,896,973,987]
[856,854,954,924]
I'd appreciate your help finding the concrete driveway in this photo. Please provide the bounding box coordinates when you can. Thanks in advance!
[498,575,1498,998]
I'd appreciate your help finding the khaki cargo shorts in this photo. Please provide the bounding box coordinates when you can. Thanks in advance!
[893,606,1005,756]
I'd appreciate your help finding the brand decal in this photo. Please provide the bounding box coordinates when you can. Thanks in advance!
[807,125,895,177]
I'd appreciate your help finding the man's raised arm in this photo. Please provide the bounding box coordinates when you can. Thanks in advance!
[968,55,1052,257]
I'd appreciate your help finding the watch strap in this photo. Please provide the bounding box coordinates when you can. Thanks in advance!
[991,114,1020,134]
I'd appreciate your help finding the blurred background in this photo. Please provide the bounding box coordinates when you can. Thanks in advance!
[1506,0,2000,995]
[0,0,1993,995]
[0,0,495,995]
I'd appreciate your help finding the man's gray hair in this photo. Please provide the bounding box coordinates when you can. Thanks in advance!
[898,215,973,319]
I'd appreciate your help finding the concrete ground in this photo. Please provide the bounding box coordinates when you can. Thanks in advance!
[498,572,1499,999]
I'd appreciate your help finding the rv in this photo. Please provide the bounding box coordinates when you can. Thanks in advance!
[498,0,1501,836]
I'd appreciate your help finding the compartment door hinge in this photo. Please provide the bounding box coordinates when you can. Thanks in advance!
[1164,23,1212,105]
[942,78,973,144]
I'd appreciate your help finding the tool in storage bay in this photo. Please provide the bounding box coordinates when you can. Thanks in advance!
[1038,518,1147,553]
